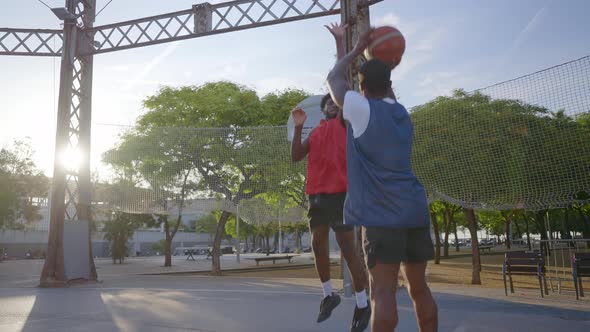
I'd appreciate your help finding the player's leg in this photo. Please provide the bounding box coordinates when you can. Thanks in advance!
[309,198,341,323]
[363,226,408,331]
[368,261,400,331]
[402,228,437,332]
[335,228,371,332]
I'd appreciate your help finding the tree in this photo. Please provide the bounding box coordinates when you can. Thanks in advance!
[571,191,590,247]
[102,124,202,267]
[103,211,153,264]
[141,82,307,274]
[440,202,461,257]
[286,222,309,252]
[20,173,49,231]
[259,88,312,126]
[0,139,49,230]
[463,208,481,284]
[105,82,309,275]
[520,211,535,250]
[195,213,218,246]
[0,172,19,230]
[225,216,256,250]
[151,239,166,255]
[257,222,279,256]
[477,211,505,244]
[429,202,443,264]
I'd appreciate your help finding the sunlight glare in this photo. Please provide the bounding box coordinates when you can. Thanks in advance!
[60,147,83,172]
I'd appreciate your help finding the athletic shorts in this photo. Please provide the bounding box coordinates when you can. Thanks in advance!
[308,193,354,233]
[362,226,434,269]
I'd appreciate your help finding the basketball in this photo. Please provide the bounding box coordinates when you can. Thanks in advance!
[364,26,406,67]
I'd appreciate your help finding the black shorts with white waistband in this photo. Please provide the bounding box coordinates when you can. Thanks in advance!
[362,226,434,269]
[307,193,354,233]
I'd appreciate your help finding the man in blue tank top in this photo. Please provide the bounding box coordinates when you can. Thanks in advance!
[326,29,438,332]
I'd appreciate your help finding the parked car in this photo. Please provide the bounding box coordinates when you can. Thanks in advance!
[479,239,495,246]
[221,246,234,254]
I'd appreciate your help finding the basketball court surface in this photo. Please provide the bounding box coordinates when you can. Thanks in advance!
[1,272,589,332]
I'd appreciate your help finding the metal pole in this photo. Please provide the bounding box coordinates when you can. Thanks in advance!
[343,249,353,298]
[78,0,97,282]
[40,0,82,286]
[340,0,353,299]
[340,0,370,298]
[236,203,240,263]
[40,0,98,286]
[278,200,282,254]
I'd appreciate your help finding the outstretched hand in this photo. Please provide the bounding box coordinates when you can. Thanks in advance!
[325,22,348,40]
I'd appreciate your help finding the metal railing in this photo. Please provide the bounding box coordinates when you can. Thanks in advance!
[534,239,590,293]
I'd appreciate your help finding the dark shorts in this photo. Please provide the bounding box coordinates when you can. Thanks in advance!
[308,193,354,233]
[362,226,434,269]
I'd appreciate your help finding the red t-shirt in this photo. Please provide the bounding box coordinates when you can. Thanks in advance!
[306,117,347,195]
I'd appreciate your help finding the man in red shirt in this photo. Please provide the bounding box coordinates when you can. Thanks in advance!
[291,90,370,331]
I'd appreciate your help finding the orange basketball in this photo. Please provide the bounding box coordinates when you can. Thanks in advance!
[364,26,406,67]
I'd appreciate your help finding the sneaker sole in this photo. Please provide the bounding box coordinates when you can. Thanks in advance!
[317,296,342,323]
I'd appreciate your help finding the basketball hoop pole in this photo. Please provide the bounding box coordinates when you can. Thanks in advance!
[1,0,382,287]
[340,0,371,298]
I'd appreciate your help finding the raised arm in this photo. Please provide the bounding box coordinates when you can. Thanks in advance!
[326,29,373,108]
[291,107,310,162]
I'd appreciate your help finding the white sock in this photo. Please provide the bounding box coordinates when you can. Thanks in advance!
[355,290,368,308]
[321,280,333,298]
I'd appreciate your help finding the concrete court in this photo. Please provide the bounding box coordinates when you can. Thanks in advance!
[1,273,589,332]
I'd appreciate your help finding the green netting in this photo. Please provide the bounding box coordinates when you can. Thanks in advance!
[92,56,590,221]
[412,56,590,210]
[95,125,308,224]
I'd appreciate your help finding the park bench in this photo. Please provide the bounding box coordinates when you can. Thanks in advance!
[253,255,296,266]
[478,245,493,253]
[573,252,590,300]
[503,251,548,297]
[180,248,211,261]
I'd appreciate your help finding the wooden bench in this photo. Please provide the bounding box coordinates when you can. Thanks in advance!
[573,252,590,300]
[503,251,548,297]
[478,245,493,253]
[254,255,295,266]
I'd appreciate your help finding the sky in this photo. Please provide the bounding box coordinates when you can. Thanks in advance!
[1,0,590,177]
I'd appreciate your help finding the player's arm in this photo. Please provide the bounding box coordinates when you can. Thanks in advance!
[326,29,373,108]
[291,107,310,162]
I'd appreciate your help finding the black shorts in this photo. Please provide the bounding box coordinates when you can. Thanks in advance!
[308,193,354,233]
[362,226,434,269]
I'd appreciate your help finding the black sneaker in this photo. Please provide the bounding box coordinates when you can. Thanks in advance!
[350,302,371,332]
[316,293,341,323]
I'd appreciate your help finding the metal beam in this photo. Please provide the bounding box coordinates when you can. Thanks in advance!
[84,0,381,55]
[1,0,382,57]
[0,28,63,56]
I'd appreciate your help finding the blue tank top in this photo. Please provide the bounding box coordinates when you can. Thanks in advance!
[344,98,430,228]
